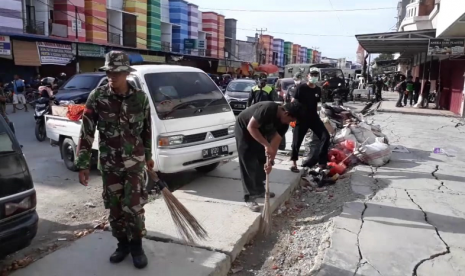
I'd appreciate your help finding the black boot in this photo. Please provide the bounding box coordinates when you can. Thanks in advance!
[130,239,148,269]
[109,237,130,263]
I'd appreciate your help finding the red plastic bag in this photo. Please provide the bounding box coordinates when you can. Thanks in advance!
[328,162,347,176]
[67,105,85,121]
[328,149,348,165]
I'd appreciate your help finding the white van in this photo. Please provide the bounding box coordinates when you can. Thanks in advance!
[45,65,238,173]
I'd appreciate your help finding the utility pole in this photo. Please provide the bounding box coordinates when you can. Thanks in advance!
[256,28,267,64]
[75,6,80,73]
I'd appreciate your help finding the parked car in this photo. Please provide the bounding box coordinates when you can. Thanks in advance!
[267,77,278,87]
[0,116,38,257]
[276,78,295,102]
[223,79,255,114]
[54,72,108,105]
[45,65,238,174]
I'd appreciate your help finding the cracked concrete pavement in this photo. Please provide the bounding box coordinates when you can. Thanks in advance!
[315,112,465,276]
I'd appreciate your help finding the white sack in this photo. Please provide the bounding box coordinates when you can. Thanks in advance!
[355,141,392,167]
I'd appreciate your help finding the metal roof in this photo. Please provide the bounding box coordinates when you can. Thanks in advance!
[356,29,436,54]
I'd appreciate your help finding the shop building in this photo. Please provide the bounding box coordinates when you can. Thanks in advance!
[169,0,188,53]
[272,38,284,67]
[202,12,219,58]
[292,44,300,64]
[259,34,273,64]
[224,18,237,59]
[283,41,292,65]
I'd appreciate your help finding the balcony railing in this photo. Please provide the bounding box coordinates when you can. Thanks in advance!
[108,32,121,45]
[24,20,45,35]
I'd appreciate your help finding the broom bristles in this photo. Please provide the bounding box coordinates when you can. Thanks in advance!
[147,170,208,244]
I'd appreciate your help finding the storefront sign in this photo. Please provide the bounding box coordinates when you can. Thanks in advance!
[37,42,74,65]
[184,39,197,49]
[75,44,105,58]
[428,38,465,56]
[141,55,166,63]
[198,40,206,50]
[0,36,11,56]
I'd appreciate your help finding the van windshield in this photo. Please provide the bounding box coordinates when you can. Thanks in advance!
[144,72,231,120]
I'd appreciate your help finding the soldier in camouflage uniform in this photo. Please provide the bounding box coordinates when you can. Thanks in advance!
[75,51,153,269]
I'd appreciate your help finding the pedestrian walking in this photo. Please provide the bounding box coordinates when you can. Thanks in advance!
[12,74,27,113]
[422,80,431,108]
[75,51,153,269]
[235,101,302,212]
[414,77,421,104]
[289,68,330,173]
[404,76,415,107]
[395,75,407,108]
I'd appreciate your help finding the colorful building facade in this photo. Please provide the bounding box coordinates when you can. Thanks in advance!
[284,41,292,65]
[124,0,148,49]
[307,49,313,64]
[55,0,86,42]
[188,4,199,39]
[202,12,219,58]
[300,47,307,63]
[259,34,273,64]
[292,44,300,64]
[169,0,189,53]
[147,0,162,50]
[272,38,284,67]
[217,14,225,59]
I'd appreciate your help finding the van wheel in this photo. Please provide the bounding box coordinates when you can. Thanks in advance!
[195,162,220,173]
[62,138,78,171]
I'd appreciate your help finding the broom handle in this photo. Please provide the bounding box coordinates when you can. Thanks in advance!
[265,156,270,195]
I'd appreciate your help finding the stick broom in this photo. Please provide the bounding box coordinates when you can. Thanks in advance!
[260,157,272,236]
[146,169,208,244]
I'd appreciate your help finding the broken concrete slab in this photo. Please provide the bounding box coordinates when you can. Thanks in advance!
[11,232,230,276]
[333,201,364,234]
[144,167,301,262]
[145,198,260,262]
[317,228,360,276]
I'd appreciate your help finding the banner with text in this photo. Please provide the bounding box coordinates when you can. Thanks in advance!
[0,36,11,56]
[428,38,465,56]
[37,42,74,65]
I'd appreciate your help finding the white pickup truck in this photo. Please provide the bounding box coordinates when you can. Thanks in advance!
[45,65,238,174]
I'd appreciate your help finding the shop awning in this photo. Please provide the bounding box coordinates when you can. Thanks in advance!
[356,29,436,54]
[128,53,143,64]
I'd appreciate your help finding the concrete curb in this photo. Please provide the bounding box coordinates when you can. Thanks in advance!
[378,109,459,118]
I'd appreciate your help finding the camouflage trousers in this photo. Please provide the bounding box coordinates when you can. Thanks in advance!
[101,171,148,240]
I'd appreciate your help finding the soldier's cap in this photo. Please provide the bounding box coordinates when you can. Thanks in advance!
[309,67,320,74]
[100,51,136,73]
[293,72,302,80]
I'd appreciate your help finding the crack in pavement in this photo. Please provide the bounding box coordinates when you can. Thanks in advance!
[404,190,451,276]
[432,165,450,191]
[354,166,384,276]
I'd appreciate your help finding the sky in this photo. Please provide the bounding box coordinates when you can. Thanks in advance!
[188,0,400,62]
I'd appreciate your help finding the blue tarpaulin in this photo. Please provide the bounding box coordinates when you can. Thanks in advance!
[128,53,143,64]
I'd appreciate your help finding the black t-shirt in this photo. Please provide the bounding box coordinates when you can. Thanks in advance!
[293,83,321,117]
[237,101,288,141]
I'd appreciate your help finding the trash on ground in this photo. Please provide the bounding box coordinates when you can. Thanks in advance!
[391,145,410,153]
[433,147,456,157]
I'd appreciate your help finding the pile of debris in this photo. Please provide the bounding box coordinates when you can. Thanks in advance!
[301,104,391,185]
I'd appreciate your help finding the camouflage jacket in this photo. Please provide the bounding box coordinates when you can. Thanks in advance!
[75,83,152,172]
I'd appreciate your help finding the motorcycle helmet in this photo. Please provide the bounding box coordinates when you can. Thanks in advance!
[60,72,67,79]
[309,67,320,75]
[41,77,55,87]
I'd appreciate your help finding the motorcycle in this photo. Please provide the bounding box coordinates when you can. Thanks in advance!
[34,88,52,142]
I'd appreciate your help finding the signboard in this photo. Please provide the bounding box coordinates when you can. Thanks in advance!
[0,36,11,56]
[198,40,206,50]
[74,44,105,58]
[141,55,166,63]
[428,38,465,56]
[72,20,83,33]
[37,42,74,65]
[184,39,197,49]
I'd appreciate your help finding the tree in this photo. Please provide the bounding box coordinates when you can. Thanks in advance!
[373,53,394,63]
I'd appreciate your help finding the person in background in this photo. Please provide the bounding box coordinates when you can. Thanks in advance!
[414,77,421,105]
[395,75,406,108]
[56,72,67,88]
[12,74,27,113]
[375,77,384,101]
[290,68,330,174]
[422,80,431,108]
[404,76,415,107]
[247,77,277,106]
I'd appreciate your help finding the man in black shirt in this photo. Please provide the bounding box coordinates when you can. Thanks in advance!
[290,67,330,173]
[235,101,302,212]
